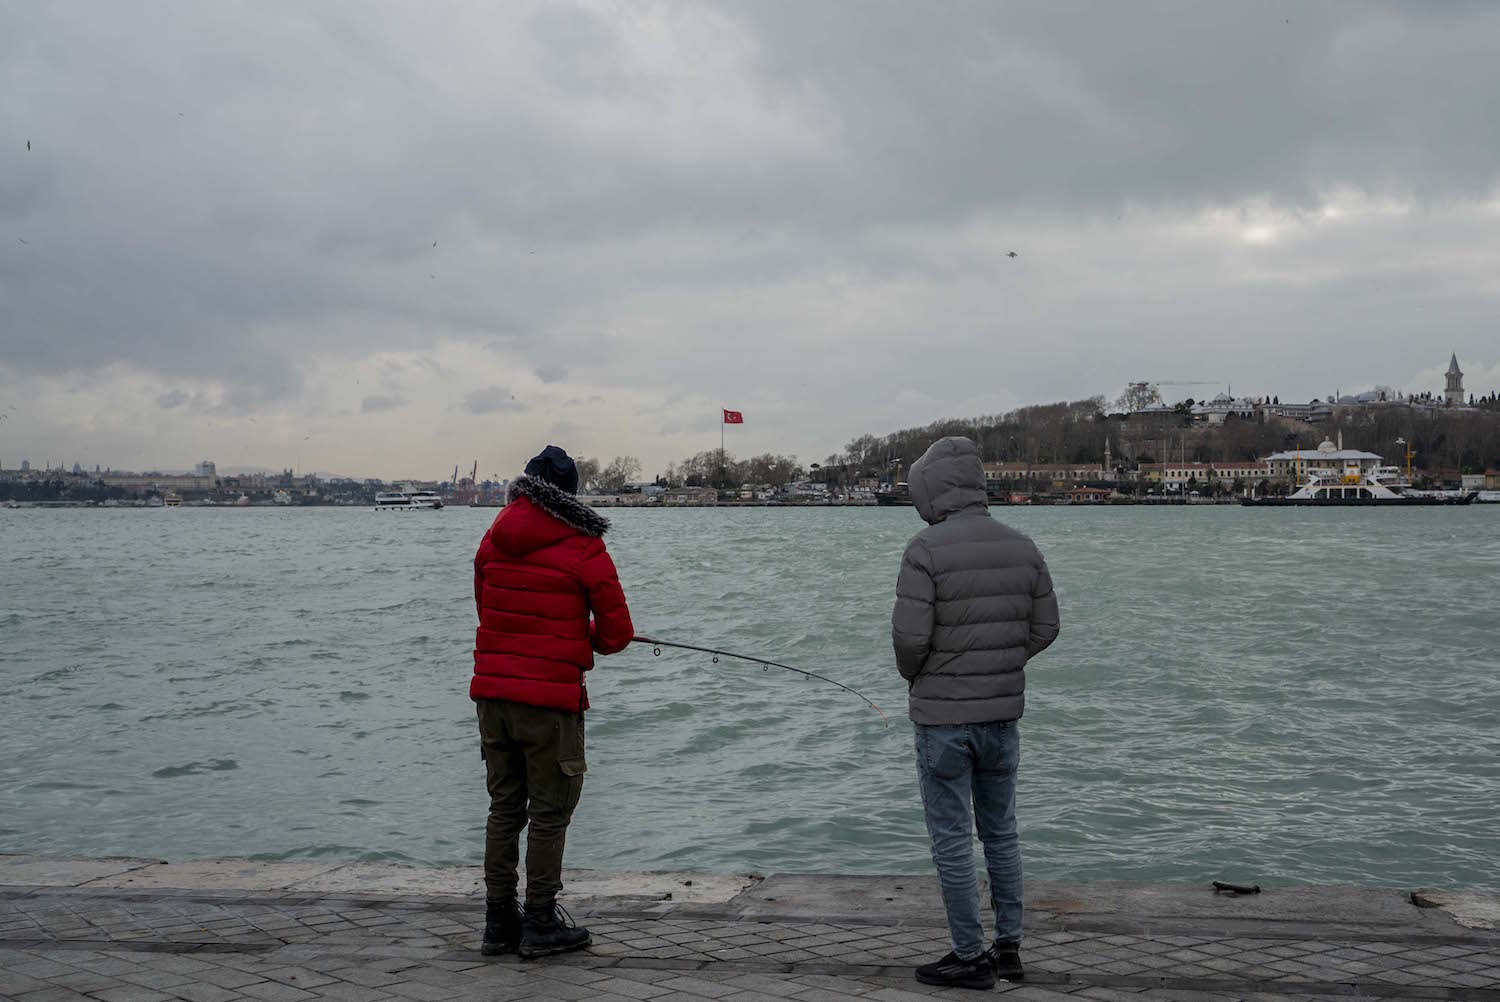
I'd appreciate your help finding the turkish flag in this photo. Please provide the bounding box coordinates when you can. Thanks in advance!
[722,409,744,424]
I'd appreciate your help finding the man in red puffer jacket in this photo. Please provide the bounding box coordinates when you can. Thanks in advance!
[471,445,633,959]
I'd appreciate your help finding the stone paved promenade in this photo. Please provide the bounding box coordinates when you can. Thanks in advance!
[3,856,1498,1002]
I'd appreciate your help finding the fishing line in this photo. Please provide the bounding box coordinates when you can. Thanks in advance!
[632,635,888,727]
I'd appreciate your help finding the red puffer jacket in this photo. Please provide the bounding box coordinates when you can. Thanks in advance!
[470,475,634,712]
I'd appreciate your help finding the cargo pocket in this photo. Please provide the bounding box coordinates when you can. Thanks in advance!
[558,757,586,813]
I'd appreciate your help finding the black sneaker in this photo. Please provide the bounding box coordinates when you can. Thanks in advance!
[480,897,522,956]
[915,950,996,989]
[988,940,1025,981]
[519,902,591,959]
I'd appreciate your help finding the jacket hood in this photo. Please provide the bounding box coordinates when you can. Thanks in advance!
[494,474,610,555]
[909,436,988,524]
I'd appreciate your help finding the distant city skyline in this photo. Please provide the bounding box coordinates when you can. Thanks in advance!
[3,354,1492,483]
[4,4,1499,477]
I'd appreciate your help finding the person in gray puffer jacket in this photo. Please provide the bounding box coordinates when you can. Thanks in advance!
[892,436,1059,990]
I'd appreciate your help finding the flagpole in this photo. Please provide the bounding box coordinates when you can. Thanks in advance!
[720,408,725,489]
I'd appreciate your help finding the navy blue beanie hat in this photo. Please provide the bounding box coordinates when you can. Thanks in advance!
[524,445,579,495]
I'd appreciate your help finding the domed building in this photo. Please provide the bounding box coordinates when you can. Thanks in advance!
[1265,434,1383,483]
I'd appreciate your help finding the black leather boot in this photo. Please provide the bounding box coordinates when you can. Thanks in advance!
[480,897,522,956]
[519,902,591,959]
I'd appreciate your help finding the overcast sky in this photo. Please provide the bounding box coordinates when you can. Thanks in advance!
[3,1,1498,478]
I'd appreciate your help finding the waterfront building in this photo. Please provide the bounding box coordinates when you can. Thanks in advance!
[194,460,217,478]
[1139,461,1270,489]
[983,462,1103,487]
[99,472,214,494]
[1265,437,1382,483]
[662,486,718,506]
[1446,353,1465,406]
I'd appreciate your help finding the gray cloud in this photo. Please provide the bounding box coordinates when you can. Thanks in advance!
[464,386,525,415]
[2,1,1498,475]
[360,393,406,414]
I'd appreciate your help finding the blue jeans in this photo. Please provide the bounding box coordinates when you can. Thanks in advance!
[914,720,1023,959]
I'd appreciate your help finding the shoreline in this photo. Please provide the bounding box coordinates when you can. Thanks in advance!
[3,854,1498,1000]
[5,854,1497,933]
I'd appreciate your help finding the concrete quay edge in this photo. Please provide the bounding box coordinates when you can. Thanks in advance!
[3,853,1496,942]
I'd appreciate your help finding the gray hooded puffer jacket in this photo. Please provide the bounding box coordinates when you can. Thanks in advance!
[892,437,1060,725]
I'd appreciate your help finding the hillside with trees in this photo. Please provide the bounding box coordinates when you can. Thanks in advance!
[813,397,1500,485]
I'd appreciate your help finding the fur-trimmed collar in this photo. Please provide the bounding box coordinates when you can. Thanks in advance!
[506,474,610,537]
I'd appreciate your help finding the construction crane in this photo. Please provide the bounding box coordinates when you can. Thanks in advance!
[1120,379,1219,411]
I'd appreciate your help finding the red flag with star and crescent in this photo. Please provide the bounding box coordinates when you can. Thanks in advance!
[722,409,744,424]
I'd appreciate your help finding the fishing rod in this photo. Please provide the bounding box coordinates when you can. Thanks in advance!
[632,635,889,727]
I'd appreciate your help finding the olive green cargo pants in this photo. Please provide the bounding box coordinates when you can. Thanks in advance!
[476,699,587,907]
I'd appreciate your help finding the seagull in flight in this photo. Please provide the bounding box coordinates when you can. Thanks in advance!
[432,241,437,248]
[1007,251,1019,258]
[17,238,27,245]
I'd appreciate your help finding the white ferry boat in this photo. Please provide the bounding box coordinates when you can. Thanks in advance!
[1244,471,1473,506]
[162,493,182,507]
[374,487,444,511]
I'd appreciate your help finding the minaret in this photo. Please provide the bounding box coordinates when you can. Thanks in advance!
[1103,439,1113,480]
[1445,353,1465,406]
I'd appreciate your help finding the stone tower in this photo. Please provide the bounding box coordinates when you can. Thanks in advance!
[1445,353,1465,406]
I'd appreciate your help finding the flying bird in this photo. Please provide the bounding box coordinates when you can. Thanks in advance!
[1007,251,1019,258]
[432,241,437,248]
[17,238,27,245]
[26,141,30,151]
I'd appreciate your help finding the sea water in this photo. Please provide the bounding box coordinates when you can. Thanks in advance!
[2,506,1497,890]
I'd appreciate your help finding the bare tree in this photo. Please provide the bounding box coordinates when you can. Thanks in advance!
[573,456,601,493]
[598,456,642,493]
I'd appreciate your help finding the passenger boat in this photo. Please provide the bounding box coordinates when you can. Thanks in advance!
[1242,472,1474,506]
[374,487,444,511]
[162,493,182,507]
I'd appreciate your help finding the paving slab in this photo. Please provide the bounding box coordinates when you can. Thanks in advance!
[0,854,164,888]
[4,857,1499,1002]
[285,864,486,899]
[77,859,346,892]
[1413,888,1500,930]
[290,863,757,904]
[734,875,1449,932]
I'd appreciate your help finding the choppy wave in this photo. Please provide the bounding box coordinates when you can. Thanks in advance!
[1,505,1497,891]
